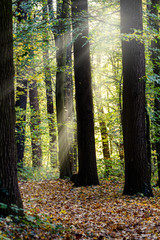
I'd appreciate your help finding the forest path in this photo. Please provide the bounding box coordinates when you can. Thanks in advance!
[0,179,160,239]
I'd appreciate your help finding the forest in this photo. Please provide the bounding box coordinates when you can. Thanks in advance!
[0,0,160,239]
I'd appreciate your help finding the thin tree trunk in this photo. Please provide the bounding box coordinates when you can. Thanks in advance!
[109,57,124,164]
[149,0,160,186]
[55,28,72,178]
[0,0,23,216]
[16,79,27,167]
[15,0,28,168]
[71,0,99,186]
[94,57,111,177]
[98,105,111,177]
[145,103,152,177]
[42,0,57,167]
[63,0,77,173]
[29,76,42,168]
[121,0,153,196]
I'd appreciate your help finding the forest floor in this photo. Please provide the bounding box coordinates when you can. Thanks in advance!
[0,179,160,239]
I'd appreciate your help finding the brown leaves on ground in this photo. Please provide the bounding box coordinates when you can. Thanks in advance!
[0,179,160,239]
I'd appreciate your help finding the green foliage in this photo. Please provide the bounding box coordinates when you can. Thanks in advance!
[0,204,7,210]
[18,166,59,181]
[0,211,70,239]
[97,157,124,181]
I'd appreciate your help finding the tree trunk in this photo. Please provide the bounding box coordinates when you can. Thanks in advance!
[145,103,151,177]
[120,0,153,196]
[94,56,111,177]
[16,80,27,168]
[48,0,72,178]
[71,0,99,186]
[42,0,57,168]
[98,106,111,177]
[29,76,42,168]
[55,29,72,178]
[0,0,23,216]
[15,0,28,168]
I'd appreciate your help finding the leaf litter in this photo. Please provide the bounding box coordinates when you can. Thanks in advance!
[0,179,160,239]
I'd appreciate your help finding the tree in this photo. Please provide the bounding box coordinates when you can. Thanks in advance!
[15,0,28,167]
[0,0,23,216]
[48,0,73,178]
[71,0,99,186]
[55,0,72,178]
[93,56,111,177]
[120,0,153,196]
[29,74,42,168]
[27,8,42,168]
[42,0,57,167]
[97,104,111,177]
[63,0,77,173]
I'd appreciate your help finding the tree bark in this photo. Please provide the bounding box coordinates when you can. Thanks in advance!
[0,0,23,216]
[120,0,153,196]
[71,0,99,186]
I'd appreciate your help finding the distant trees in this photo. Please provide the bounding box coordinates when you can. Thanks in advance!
[13,0,120,183]
[120,0,153,196]
[15,0,28,167]
[63,0,77,174]
[94,59,111,177]
[15,0,43,168]
[0,0,23,216]
[29,70,42,167]
[42,0,57,167]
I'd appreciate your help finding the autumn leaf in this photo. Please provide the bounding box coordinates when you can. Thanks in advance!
[0,179,160,239]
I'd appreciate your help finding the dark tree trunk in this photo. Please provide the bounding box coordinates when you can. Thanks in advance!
[29,77,42,168]
[15,0,28,167]
[0,0,23,216]
[42,0,57,167]
[120,0,153,196]
[149,0,160,186]
[71,0,99,186]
